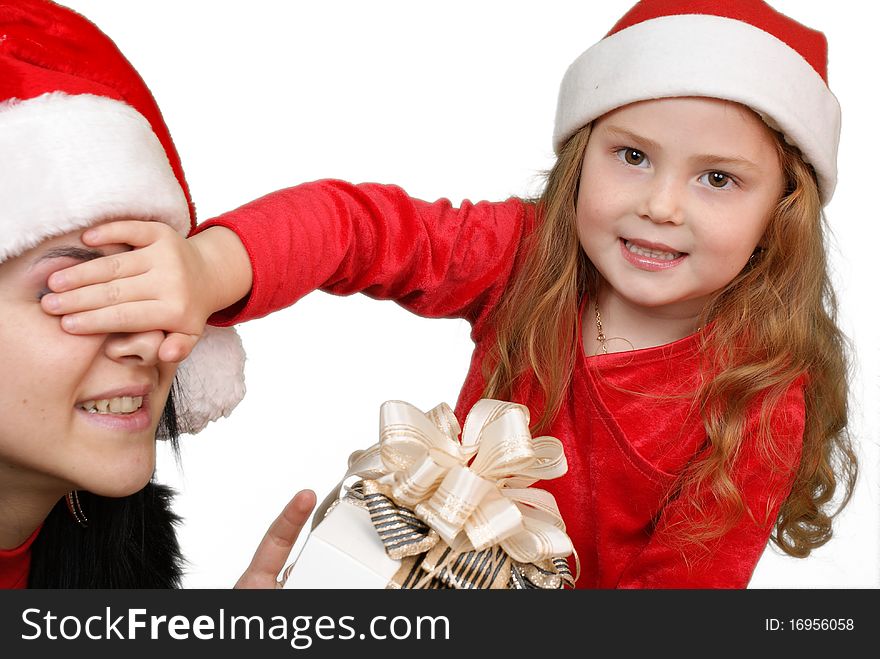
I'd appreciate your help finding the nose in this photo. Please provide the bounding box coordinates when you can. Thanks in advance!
[639,173,685,225]
[103,330,164,366]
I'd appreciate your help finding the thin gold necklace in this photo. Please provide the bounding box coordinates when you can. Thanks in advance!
[595,302,637,354]
[594,303,608,355]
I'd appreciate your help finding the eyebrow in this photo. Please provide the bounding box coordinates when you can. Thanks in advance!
[603,126,663,154]
[601,125,763,174]
[29,246,105,270]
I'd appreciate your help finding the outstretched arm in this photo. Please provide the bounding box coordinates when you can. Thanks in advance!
[43,180,532,362]
[198,180,531,331]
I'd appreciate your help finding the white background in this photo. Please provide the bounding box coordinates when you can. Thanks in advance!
[60,0,878,588]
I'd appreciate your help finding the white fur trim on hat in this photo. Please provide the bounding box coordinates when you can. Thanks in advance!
[554,15,841,205]
[0,92,191,263]
[175,326,247,436]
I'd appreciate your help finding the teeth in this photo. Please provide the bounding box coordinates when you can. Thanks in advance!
[78,396,143,415]
[625,240,682,261]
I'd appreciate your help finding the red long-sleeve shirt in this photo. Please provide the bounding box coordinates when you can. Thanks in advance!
[198,180,804,588]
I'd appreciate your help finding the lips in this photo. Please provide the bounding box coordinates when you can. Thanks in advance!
[619,238,687,271]
[74,384,155,430]
[74,397,153,432]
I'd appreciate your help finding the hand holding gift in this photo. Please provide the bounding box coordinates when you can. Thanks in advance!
[285,399,577,589]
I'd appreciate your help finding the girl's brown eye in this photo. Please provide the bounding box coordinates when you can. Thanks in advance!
[707,172,730,188]
[623,149,645,166]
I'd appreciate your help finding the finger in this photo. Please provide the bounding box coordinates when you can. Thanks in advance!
[80,219,176,249]
[47,250,149,293]
[158,333,200,363]
[235,490,317,589]
[42,275,155,315]
[57,300,179,335]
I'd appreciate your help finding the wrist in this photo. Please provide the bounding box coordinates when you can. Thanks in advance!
[191,226,254,313]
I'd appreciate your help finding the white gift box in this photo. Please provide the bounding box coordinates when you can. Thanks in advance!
[283,499,400,589]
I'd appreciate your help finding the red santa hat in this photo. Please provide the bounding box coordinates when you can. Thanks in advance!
[554,0,840,204]
[0,0,245,434]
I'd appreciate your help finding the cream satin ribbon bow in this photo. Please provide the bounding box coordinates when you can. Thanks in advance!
[328,399,574,566]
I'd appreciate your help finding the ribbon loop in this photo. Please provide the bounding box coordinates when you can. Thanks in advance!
[380,451,449,508]
[416,465,494,546]
[464,488,524,551]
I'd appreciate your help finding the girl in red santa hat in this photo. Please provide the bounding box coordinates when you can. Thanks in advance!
[42,0,858,588]
[0,0,314,588]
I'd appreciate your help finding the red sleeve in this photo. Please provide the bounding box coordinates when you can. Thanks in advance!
[616,379,806,588]
[193,180,532,333]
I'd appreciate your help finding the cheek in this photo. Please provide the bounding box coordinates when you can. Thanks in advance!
[576,185,620,248]
[697,204,770,260]
[0,313,101,414]
[0,320,78,470]
[577,160,629,233]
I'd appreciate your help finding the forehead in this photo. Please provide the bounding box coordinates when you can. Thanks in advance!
[595,97,778,152]
[0,224,129,277]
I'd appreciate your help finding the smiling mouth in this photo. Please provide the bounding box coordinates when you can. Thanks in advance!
[76,396,144,415]
[623,239,685,261]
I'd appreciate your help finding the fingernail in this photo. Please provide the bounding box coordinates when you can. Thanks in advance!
[82,229,97,243]
[49,272,66,289]
[61,316,77,331]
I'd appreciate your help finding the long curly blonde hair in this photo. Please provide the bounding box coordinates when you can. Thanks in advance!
[481,123,857,556]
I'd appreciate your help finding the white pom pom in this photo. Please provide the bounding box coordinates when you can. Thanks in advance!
[174,326,246,435]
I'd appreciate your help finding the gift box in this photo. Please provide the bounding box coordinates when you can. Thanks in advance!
[283,399,576,589]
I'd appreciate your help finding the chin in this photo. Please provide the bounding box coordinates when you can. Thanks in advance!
[82,454,157,499]
[91,475,154,499]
